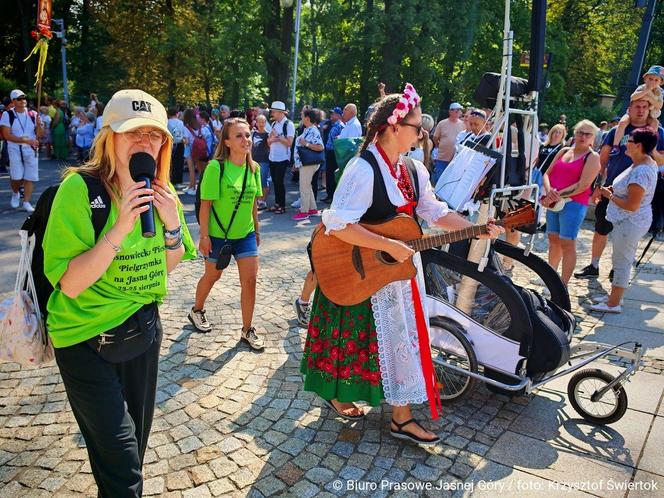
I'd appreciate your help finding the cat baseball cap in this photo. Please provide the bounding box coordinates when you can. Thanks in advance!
[102,89,170,136]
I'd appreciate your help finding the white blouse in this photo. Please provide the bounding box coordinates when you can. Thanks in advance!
[322,144,449,233]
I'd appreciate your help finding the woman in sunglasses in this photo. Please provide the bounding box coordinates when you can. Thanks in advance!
[301,84,503,446]
[190,118,265,351]
[541,120,601,286]
[591,129,659,313]
[42,89,196,497]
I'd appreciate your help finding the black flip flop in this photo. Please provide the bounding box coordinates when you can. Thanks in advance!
[323,399,364,421]
[390,418,440,446]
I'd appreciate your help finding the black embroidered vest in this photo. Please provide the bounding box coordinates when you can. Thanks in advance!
[359,150,420,223]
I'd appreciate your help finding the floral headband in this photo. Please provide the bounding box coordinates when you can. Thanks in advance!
[387,83,421,125]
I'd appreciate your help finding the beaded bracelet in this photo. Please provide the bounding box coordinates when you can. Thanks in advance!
[165,236,183,250]
[164,225,182,241]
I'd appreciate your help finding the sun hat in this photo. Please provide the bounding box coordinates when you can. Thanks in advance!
[102,89,169,136]
[270,101,287,112]
[644,65,664,81]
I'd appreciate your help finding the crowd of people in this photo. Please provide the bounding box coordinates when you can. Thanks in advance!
[1,65,663,495]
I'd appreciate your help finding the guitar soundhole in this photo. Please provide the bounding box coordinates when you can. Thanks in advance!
[376,251,398,265]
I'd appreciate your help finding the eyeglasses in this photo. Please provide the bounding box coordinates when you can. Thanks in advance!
[400,122,423,137]
[575,130,594,138]
[122,129,168,146]
[14,96,26,101]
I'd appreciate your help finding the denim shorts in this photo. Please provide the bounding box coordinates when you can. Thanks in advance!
[206,232,258,263]
[546,200,588,240]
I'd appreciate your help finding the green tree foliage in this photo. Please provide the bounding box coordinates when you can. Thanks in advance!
[0,0,653,125]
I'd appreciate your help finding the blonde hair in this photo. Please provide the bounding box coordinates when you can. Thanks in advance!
[544,123,567,146]
[64,126,173,201]
[573,119,599,137]
[212,118,257,172]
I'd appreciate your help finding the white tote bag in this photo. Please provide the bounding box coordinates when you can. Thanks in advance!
[0,230,54,367]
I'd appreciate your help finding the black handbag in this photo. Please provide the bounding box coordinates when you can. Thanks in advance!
[86,303,160,363]
[297,146,325,166]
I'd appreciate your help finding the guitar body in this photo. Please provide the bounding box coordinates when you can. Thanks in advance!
[311,215,423,306]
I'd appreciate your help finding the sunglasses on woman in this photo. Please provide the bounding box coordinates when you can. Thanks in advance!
[400,121,423,137]
[123,129,168,146]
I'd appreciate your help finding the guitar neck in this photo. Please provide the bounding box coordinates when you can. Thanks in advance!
[407,222,500,252]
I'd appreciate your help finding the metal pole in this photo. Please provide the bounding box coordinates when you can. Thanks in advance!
[53,19,69,106]
[620,0,657,113]
[290,0,302,117]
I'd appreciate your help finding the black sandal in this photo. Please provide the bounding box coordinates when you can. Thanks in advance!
[267,205,281,212]
[390,418,440,445]
[274,207,286,214]
[323,399,364,421]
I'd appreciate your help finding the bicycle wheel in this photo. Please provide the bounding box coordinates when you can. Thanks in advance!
[430,317,478,403]
[567,368,628,425]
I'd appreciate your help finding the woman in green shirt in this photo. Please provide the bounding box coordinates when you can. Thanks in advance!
[189,118,265,351]
[43,89,195,497]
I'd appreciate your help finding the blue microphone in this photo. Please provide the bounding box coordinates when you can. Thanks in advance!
[129,152,156,238]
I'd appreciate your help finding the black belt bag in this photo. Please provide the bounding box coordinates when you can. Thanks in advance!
[86,303,160,363]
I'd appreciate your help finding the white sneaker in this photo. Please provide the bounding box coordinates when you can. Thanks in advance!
[241,326,265,351]
[188,308,212,332]
[591,295,624,305]
[589,302,622,314]
[22,201,34,213]
[10,192,20,209]
[291,198,301,208]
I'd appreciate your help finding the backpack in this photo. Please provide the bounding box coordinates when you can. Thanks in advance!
[516,285,575,377]
[8,109,37,127]
[21,174,111,323]
[188,125,208,162]
[207,123,218,154]
[195,161,225,225]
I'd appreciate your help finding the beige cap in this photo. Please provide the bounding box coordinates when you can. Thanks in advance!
[102,89,170,136]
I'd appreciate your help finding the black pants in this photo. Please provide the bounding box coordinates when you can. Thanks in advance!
[54,314,162,498]
[311,165,320,201]
[171,143,184,184]
[325,149,338,200]
[269,160,290,207]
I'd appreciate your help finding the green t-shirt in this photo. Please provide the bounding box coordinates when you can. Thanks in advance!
[200,159,262,239]
[43,173,197,348]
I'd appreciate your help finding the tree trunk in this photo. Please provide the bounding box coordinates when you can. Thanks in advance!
[164,0,177,106]
[359,0,374,115]
[262,0,293,102]
[16,0,34,88]
[380,0,400,91]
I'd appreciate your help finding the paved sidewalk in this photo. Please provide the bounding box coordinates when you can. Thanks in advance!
[0,161,663,497]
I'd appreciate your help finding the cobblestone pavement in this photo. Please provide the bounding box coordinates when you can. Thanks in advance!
[1,173,664,497]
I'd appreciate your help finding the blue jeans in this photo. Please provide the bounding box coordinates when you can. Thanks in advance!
[431,160,449,186]
[258,161,270,189]
[546,200,588,240]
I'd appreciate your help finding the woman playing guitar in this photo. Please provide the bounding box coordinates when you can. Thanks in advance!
[300,84,503,445]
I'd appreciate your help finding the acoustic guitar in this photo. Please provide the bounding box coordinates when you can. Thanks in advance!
[311,205,535,306]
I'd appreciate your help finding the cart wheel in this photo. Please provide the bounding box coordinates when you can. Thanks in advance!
[430,317,478,403]
[567,368,628,425]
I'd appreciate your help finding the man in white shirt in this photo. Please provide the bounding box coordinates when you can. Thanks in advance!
[338,103,363,138]
[431,102,466,184]
[167,107,186,185]
[267,101,295,211]
[0,89,43,212]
